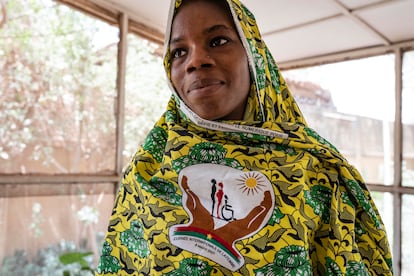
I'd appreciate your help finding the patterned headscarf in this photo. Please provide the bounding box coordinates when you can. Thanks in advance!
[97,0,393,275]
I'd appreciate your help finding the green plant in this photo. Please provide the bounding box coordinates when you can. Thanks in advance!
[59,252,94,276]
[0,240,96,276]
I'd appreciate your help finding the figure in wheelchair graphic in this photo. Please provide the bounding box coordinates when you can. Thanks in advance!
[211,179,235,221]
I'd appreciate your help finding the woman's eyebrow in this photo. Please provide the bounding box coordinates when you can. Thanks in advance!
[205,24,231,34]
[170,24,232,45]
[170,37,183,45]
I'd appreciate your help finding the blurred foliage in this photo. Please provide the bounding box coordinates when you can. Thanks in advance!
[59,251,94,275]
[0,0,169,272]
[1,240,94,276]
[0,0,169,174]
[0,0,117,173]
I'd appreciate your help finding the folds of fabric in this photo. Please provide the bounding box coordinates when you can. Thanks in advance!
[96,0,393,275]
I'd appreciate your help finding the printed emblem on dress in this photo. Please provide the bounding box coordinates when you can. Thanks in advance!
[169,163,275,271]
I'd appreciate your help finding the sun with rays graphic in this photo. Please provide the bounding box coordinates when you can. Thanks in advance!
[236,171,267,195]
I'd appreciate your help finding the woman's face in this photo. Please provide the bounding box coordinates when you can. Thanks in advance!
[169,0,250,121]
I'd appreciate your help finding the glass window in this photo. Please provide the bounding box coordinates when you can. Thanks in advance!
[0,183,114,274]
[370,192,394,249]
[402,194,414,276]
[402,51,414,187]
[0,0,119,174]
[284,55,395,185]
[123,34,170,166]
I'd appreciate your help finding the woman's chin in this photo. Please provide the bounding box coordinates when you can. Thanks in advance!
[195,110,224,121]
[191,104,243,121]
[198,112,239,121]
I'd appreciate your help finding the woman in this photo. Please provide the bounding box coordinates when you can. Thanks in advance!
[96,0,393,275]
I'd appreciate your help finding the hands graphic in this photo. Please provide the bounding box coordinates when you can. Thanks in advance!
[181,175,273,244]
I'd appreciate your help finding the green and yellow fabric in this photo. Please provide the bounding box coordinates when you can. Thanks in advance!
[96,0,393,275]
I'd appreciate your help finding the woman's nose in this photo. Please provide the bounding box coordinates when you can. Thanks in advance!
[185,48,213,72]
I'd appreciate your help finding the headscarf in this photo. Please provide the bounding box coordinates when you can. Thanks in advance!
[97,0,393,275]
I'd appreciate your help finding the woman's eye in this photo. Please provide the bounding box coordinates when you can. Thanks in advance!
[211,37,229,47]
[171,48,186,59]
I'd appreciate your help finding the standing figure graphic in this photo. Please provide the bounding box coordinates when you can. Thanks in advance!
[210,179,217,215]
[216,182,224,219]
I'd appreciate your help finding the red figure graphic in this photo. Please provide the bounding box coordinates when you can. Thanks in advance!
[181,175,272,243]
[216,182,224,218]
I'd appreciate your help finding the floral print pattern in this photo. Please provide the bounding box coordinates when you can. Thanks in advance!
[96,0,393,275]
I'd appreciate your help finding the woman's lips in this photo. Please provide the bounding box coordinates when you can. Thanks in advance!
[187,79,224,93]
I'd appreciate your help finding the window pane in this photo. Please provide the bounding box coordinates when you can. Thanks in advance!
[123,34,170,165]
[402,51,414,187]
[402,194,414,276]
[370,191,393,249]
[0,0,118,174]
[284,55,395,185]
[0,183,114,274]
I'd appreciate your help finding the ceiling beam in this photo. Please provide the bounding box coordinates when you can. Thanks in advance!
[330,0,391,46]
[88,0,164,44]
[58,0,118,25]
[262,0,396,46]
[262,14,339,37]
[279,39,414,70]
[57,0,164,45]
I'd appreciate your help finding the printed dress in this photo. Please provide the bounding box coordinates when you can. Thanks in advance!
[96,0,393,275]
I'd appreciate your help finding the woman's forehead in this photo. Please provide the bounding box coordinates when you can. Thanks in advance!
[173,0,232,23]
[176,0,230,12]
[170,0,236,38]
